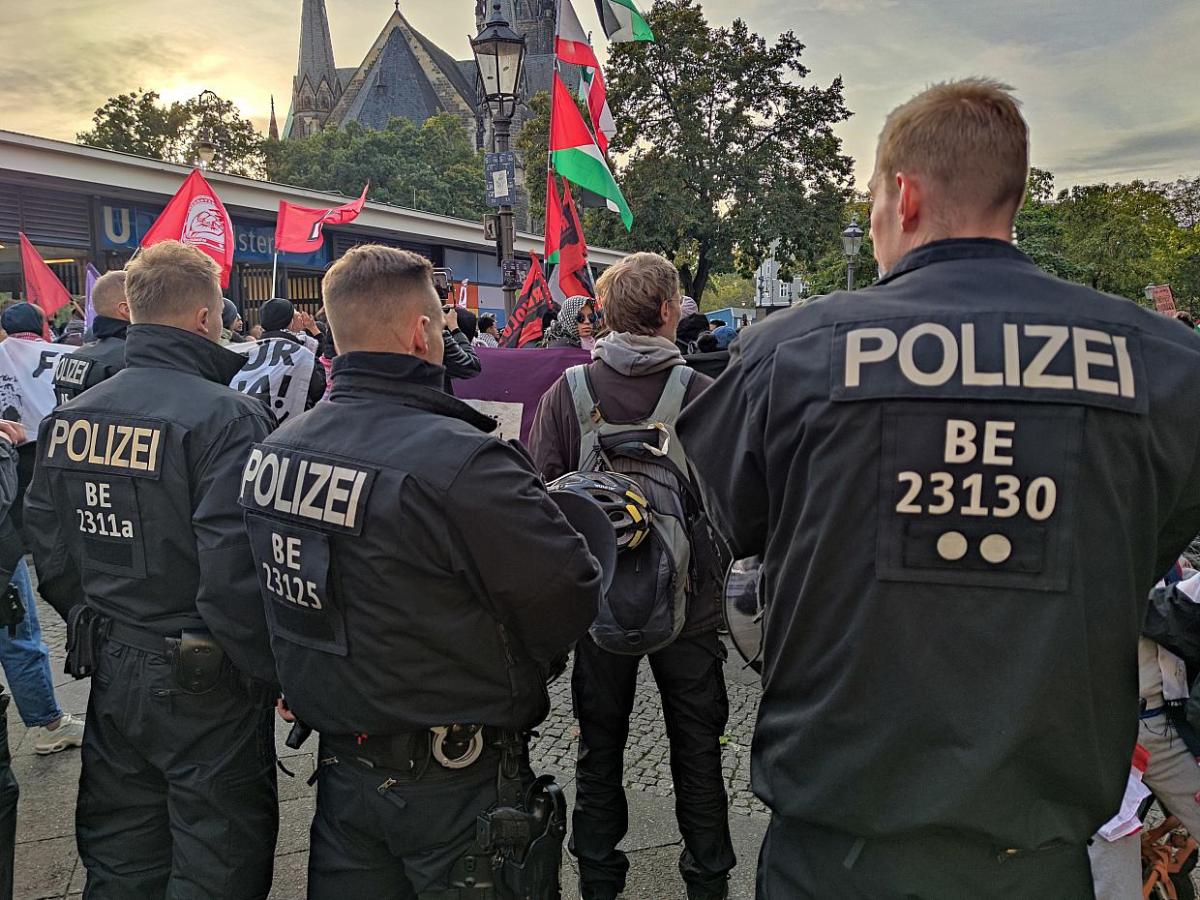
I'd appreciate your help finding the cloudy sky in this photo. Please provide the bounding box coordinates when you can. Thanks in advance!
[1,0,1196,190]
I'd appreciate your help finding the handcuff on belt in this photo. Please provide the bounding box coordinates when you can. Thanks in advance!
[431,724,486,769]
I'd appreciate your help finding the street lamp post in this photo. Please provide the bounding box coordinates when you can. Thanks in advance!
[195,89,219,170]
[472,3,527,318]
[842,217,864,291]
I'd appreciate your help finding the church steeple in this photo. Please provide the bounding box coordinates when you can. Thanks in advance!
[285,0,343,139]
[268,96,280,141]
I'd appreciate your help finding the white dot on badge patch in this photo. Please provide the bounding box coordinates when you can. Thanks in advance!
[980,534,1013,565]
[936,531,968,562]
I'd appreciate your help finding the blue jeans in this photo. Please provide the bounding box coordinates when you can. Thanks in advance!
[0,560,61,727]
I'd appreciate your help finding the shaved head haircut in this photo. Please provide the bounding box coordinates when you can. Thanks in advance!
[321,245,439,349]
[91,271,128,318]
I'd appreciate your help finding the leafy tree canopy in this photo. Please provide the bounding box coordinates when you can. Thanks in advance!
[558,0,852,299]
[264,115,487,221]
[77,89,263,177]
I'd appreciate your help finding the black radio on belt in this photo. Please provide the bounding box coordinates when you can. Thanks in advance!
[165,630,225,694]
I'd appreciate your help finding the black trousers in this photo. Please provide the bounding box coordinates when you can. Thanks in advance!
[0,692,16,900]
[78,640,278,900]
[756,817,1095,900]
[569,630,736,898]
[307,743,504,899]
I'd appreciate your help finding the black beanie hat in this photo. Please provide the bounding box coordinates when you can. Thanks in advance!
[222,299,239,330]
[1,302,44,336]
[259,298,294,332]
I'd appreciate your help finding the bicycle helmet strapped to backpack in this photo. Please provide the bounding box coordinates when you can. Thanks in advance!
[548,471,652,552]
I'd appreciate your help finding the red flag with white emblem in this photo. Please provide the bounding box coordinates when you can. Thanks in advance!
[140,169,235,288]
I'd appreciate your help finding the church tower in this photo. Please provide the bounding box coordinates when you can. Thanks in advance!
[285,0,343,139]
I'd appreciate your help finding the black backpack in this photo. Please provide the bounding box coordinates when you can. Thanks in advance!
[564,365,719,655]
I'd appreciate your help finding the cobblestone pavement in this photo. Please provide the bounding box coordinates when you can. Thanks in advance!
[536,652,767,821]
[2,592,767,899]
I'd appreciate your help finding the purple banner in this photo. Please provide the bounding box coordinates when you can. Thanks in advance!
[456,347,590,444]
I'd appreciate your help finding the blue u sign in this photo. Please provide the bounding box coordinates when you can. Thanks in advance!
[100,201,330,268]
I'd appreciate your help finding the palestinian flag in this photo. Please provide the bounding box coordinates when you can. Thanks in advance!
[594,0,655,43]
[557,0,617,155]
[551,74,632,230]
[499,254,558,348]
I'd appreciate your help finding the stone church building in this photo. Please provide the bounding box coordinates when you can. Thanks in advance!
[275,0,558,150]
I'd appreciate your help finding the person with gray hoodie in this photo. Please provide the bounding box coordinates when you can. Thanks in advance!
[528,252,734,900]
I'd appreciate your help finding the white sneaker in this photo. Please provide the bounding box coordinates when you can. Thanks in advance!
[33,713,85,755]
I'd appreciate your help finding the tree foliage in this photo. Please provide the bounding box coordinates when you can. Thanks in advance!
[1012,170,1200,313]
[579,0,852,298]
[77,89,264,176]
[264,116,486,220]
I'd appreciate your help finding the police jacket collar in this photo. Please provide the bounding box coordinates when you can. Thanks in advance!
[124,324,249,386]
[878,238,1035,286]
[332,351,497,433]
[91,316,129,341]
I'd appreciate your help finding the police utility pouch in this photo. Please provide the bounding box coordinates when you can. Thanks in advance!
[65,606,109,679]
[165,630,224,694]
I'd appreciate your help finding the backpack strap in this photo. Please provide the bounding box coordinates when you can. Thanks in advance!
[564,365,603,469]
[648,365,694,425]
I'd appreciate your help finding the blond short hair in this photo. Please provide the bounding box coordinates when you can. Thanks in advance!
[322,245,436,344]
[596,252,680,336]
[125,241,221,324]
[91,270,127,318]
[875,78,1029,220]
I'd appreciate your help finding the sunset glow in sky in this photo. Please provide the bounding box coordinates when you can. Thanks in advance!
[2,0,1196,190]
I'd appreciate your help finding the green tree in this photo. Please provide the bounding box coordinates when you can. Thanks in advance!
[580,0,852,299]
[1055,180,1180,302]
[701,273,754,312]
[78,89,264,176]
[802,195,877,295]
[1013,168,1087,282]
[264,115,487,220]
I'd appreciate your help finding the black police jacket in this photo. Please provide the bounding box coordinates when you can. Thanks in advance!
[25,324,277,684]
[677,239,1200,849]
[239,351,602,735]
[52,316,129,404]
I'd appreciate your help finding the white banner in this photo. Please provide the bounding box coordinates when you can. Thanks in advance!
[230,337,316,424]
[0,338,76,436]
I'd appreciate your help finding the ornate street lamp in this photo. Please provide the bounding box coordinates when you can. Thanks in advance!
[195,89,220,170]
[472,3,527,316]
[842,217,864,291]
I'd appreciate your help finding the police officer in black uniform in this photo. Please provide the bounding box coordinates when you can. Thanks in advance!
[52,269,131,404]
[25,240,279,899]
[239,244,602,899]
[678,79,1200,899]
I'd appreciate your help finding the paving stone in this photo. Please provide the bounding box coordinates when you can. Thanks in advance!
[267,850,308,900]
[13,752,80,843]
[14,836,75,900]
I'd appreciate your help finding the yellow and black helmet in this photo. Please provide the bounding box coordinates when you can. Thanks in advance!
[547,472,652,552]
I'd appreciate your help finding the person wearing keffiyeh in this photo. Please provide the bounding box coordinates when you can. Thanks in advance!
[542,295,596,349]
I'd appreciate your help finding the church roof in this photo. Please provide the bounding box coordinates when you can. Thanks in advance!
[296,0,339,94]
[328,8,477,132]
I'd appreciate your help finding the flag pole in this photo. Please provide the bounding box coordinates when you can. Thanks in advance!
[271,251,279,298]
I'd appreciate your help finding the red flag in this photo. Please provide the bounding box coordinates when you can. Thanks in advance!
[18,233,70,338]
[555,178,596,299]
[141,170,235,288]
[499,255,557,348]
[275,185,368,253]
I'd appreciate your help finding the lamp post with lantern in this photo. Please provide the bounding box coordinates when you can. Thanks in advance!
[842,217,864,291]
[194,89,220,170]
[472,3,527,318]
